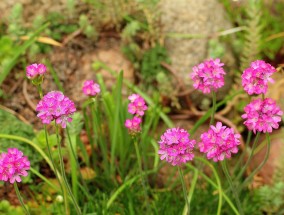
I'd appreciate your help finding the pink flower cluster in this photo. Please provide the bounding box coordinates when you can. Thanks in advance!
[128,94,148,116]
[198,122,241,162]
[158,128,196,166]
[82,80,100,96]
[241,60,276,95]
[125,94,147,135]
[26,63,46,79]
[242,98,283,133]
[191,58,226,94]
[36,91,76,128]
[0,148,30,184]
[125,116,142,135]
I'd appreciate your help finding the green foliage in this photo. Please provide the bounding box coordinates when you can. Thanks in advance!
[240,0,262,71]
[141,44,170,85]
[156,72,180,109]
[0,109,41,179]
[255,182,284,214]
[0,23,49,86]
[0,200,24,215]
[0,36,17,63]
[79,15,98,39]
[33,130,57,150]
[221,0,284,68]
[260,2,284,60]
[7,3,24,36]
[208,39,226,59]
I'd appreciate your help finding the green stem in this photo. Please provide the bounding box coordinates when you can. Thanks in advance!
[37,84,68,213]
[234,131,252,174]
[83,107,93,167]
[66,127,90,195]
[240,133,271,191]
[30,167,60,192]
[14,183,30,215]
[37,84,43,98]
[182,169,198,215]
[134,140,150,212]
[222,161,244,215]
[237,132,260,180]
[187,165,239,215]
[55,125,82,215]
[178,167,190,215]
[195,157,222,215]
[44,125,68,213]
[210,91,217,125]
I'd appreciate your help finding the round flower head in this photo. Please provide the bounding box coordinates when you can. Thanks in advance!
[242,98,283,133]
[127,94,148,116]
[199,122,241,162]
[158,128,196,166]
[128,94,140,102]
[36,91,76,128]
[0,148,30,183]
[125,116,142,135]
[241,60,276,95]
[26,63,46,79]
[191,58,226,94]
[82,80,100,96]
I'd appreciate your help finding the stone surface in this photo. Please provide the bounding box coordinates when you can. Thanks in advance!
[159,0,233,84]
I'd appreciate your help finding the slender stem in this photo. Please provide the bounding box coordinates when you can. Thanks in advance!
[55,125,82,215]
[30,167,60,192]
[237,132,260,180]
[36,84,69,212]
[83,107,93,167]
[222,161,244,215]
[66,127,90,194]
[183,169,198,215]
[240,133,271,191]
[44,125,68,213]
[210,91,217,125]
[37,84,43,98]
[178,166,190,215]
[234,131,252,175]
[14,183,30,215]
[186,163,238,215]
[195,157,222,215]
[134,140,150,213]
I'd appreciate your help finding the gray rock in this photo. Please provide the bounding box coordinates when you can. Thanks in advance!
[159,0,235,107]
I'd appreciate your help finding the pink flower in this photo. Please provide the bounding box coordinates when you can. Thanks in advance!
[128,94,140,102]
[36,91,76,128]
[26,63,46,79]
[199,122,241,162]
[191,58,226,94]
[0,148,30,184]
[242,98,283,133]
[82,80,100,96]
[241,60,276,95]
[127,94,147,116]
[125,116,142,135]
[158,128,196,166]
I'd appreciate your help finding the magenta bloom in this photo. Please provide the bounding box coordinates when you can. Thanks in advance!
[82,80,101,96]
[241,60,276,95]
[0,148,30,184]
[125,116,142,135]
[242,98,283,133]
[36,91,76,128]
[127,94,148,116]
[26,63,46,79]
[199,122,241,162]
[191,58,226,94]
[158,128,196,166]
